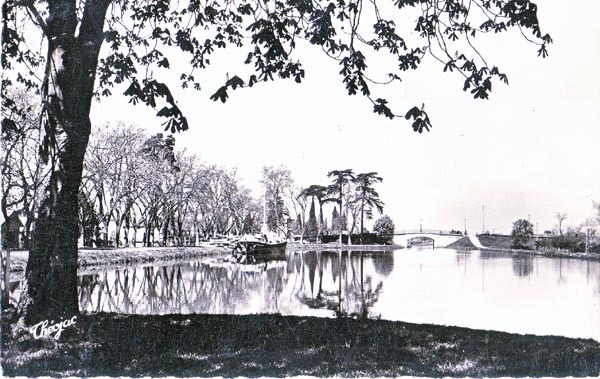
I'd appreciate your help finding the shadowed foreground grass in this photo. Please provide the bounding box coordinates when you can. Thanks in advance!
[2,312,600,377]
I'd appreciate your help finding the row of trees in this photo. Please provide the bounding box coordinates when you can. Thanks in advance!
[3,120,264,248]
[511,206,600,253]
[1,90,46,248]
[262,166,393,244]
[82,125,272,247]
[3,118,394,248]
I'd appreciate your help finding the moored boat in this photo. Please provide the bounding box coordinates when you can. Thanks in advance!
[232,234,287,263]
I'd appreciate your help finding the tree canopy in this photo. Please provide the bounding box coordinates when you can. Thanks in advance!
[511,218,534,249]
[3,0,551,134]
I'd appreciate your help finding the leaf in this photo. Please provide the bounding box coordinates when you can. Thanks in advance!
[404,106,420,120]
[248,75,258,87]
[123,82,140,97]
[156,106,173,117]
[463,78,471,91]
[157,58,170,68]
[210,86,228,103]
[443,61,454,72]
[373,98,394,119]
[154,81,174,104]
[226,75,245,90]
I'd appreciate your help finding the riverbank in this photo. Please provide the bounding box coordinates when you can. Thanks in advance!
[7,241,600,280]
[5,246,229,279]
[287,242,402,251]
[2,311,599,377]
[6,243,401,277]
[484,247,600,261]
[475,235,600,262]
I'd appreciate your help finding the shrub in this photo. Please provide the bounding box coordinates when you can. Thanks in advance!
[374,215,395,244]
[511,219,534,249]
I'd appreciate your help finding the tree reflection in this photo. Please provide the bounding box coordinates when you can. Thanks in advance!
[512,256,534,278]
[292,250,385,319]
[78,260,288,315]
[76,250,391,318]
[372,251,394,277]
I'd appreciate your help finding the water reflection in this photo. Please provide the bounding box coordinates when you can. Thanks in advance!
[512,257,534,277]
[79,261,289,315]
[78,250,389,318]
[8,248,600,340]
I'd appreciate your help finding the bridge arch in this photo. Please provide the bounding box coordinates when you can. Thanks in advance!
[392,230,463,248]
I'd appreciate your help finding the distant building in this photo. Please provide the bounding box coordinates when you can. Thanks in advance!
[1,211,27,249]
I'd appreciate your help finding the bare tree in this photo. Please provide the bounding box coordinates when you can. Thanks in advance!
[1,89,48,248]
[261,166,294,236]
[555,212,568,235]
[286,184,308,241]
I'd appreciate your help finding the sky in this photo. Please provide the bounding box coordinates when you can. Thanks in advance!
[90,0,600,235]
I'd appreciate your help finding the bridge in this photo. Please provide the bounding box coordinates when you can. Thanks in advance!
[391,229,465,248]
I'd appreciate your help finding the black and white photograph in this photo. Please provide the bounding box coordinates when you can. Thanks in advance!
[1,0,599,377]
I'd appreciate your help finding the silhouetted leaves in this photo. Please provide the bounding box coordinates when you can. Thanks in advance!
[373,99,394,119]
[210,86,229,103]
[405,106,431,133]
[4,0,552,137]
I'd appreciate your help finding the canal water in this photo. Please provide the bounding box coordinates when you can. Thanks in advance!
[73,248,600,341]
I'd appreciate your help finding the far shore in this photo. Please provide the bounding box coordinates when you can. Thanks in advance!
[5,241,599,279]
[482,246,600,262]
[456,245,600,262]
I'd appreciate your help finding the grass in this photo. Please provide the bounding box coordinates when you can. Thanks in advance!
[476,236,600,261]
[2,312,599,377]
[477,235,516,250]
[445,237,477,250]
[4,246,599,377]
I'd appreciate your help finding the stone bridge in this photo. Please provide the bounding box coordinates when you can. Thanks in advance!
[391,229,464,248]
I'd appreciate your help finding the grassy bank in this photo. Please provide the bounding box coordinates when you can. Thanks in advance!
[76,246,228,267]
[445,237,477,250]
[7,246,229,277]
[477,235,600,262]
[2,312,599,377]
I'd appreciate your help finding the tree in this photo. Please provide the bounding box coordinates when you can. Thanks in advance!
[353,172,384,244]
[285,184,308,240]
[552,227,587,253]
[305,199,318,240]
[261,166,293,235]
[82,124,148,247]
[1,89,48,249]
[3,0,551,322]
[331,206,340,236]
[511,219,534,249]
[138,133,181,245]
[374,215,395,244]
[299,184,329,242]
[555,212,567,235]
[327,169,355,244]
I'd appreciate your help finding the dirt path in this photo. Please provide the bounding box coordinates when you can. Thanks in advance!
[468,234,486,249]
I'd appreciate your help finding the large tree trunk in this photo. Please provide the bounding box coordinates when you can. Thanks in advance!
[22,0,110,324]
[25,125,88,322]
